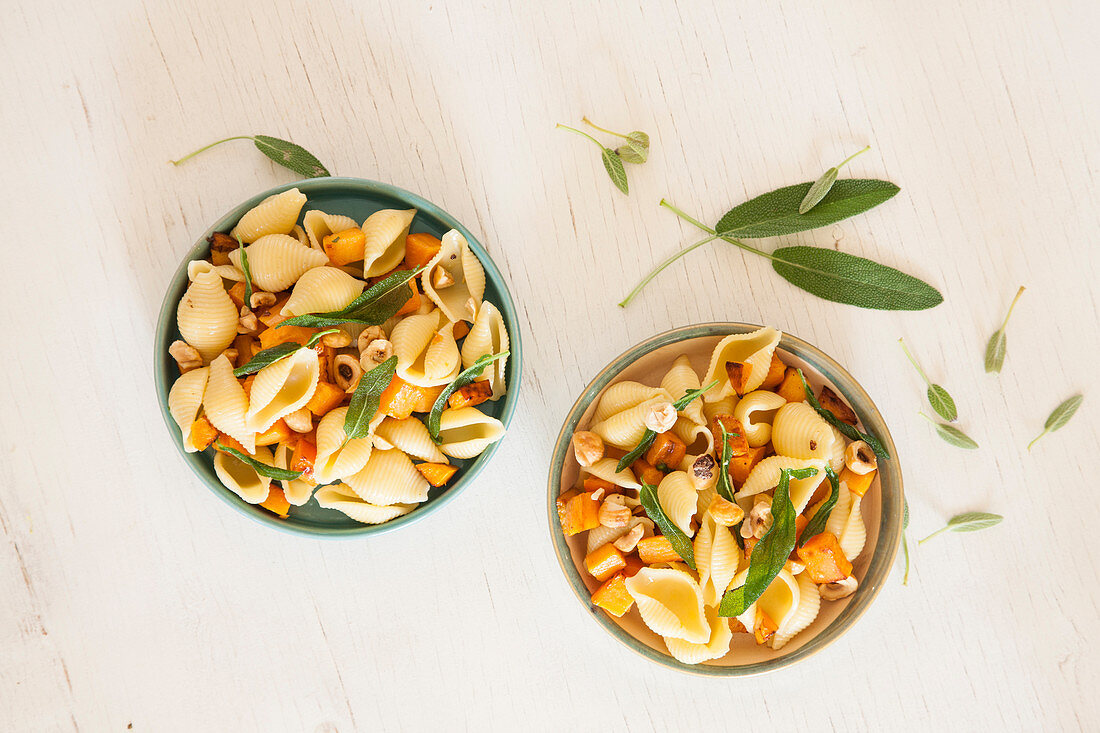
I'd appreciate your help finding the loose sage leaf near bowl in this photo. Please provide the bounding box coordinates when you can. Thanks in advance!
[154,178,523,537]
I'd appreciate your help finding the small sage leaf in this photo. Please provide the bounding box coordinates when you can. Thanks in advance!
[236,235,254,307]
[233,342,301,377]
[984,330,1007,373]
[639,481,696,570]
[772,246,943,311]
[927,384,958,422]
[616,142,648,164]
[919,512,1003,544]
[251,135,331,178]
[921,414,979,450]
[217,443,303,481]
[799,167,838,214]
[798,370,890,459]
[1028,394,1084,450]
[428,352,510,441]
[601,148,629,194]
[344,356,398,440]
[305,328,341,348]
[716,179,899,238]
[798,466,841,547]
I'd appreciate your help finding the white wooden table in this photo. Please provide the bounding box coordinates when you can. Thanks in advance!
[2,1,1097,730]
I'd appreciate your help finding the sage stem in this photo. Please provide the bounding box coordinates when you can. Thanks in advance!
[170,136,254,166]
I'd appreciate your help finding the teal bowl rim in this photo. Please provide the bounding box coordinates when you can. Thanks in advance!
[154,176,523,538]
[546,323,903,675]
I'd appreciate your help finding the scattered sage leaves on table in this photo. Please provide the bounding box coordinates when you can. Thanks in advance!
[984,286,1025,373]
[427,352,510,441]
[236,235,254,308]
[281,268,422,328]
[901,498,911,586]
[615,381,717,472]
[799,145,871,214]
[719,467,817,617]
[899,338,958,421]
[918,512,1003,544]
[1027,394,1084,450]
[233,342,301,377]
[216,442,303,480]
[557,119,649,195]
[797,369,890,459]
[919,412,979,449]
[344,356,398,440]
[639,481,696,570]
[582,117,651,164]
[798,466,841,547]
[171,135,331,178]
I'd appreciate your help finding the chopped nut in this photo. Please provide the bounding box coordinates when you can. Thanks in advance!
[238,306,258,334]
[844,440,877,475]
[689,454,717,489]
[360,339,394,367]
[598,495,631,528]
[643,401,677,433]
[431,267,455,289]
[321,329,352,348]
[613,523,646,553]
[333,354,362,392]
[220,347,239,366]
[741,496,773,539]
[571,431,604,467]
[249,291,276,309]
[708,495,744,527]
[588,488,605,502]
[169,340,202,373]
[819,575,858,600]
[356,326,387,354]
[283,408,313,433]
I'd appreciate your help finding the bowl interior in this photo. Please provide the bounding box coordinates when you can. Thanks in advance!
[548,323,902,675]
[155,178,522,537]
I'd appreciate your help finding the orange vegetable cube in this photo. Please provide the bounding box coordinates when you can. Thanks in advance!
[797,532,853,584]
[637,535,680,564]
[233,335,258,366]
[631,459,665,487]
[257,294,292,328]
[259,324,316,351]
[754,608,778,645]
[260,487,291,519]
[556,489,580,526]
[215,433,252,455]
[591,573,634,617]
[323,227,366,266]
[448,380,492,410]
[377,376,436,419]
[724,360,753,395]
[452,320,470,340]
[394,280,420,317]
[760,353,787,389]
[255,419,291,447]
[728,445,767,487]
[416,462,458,487]
[189,416,219,451]
[644,431,687,470]
[621,554,646,578]
[306,381,345,417]
[404,232,443,269]
[585,544,627,582]
[775,368,806,403]
[840,467,877,498]
[583,476,616,493]
[291,436,317,485]
[710,415,750,456]
[239,374,255,398]
[412,384,445,413]
[228,281,247,309]
[560,492,600,536]
[819,386,857,425]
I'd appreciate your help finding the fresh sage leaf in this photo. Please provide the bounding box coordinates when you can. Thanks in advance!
[673,380,718,411]
[715,179,899,238]
[236,234,254,308]
[1028,394,1084,450]
[799,145,871,214]
[428,352,510,441]
[798,466,841,547]
[216,442,303,480]
[798,370,890,460]
[901,498,911,586]
[715,423,736,503]
[582,117,650,164]
[900,338,958,420]
[170,135,331,178]
[919,413,979,449]
[281,268,422,328]
[601,148,629,194]
[919,512,1003,544]
[719,467,817,617]
[616,141,648,165]
[639,481,696,570]
[344,356,398,440]
[985,286,1025,373]
[305,328,341,348]
[233,342,301,377]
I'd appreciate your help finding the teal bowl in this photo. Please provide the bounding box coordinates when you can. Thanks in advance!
[155,178,522,537]
[547,323,902,675]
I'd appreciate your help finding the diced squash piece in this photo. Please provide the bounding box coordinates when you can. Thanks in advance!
[631,458,665,487]
[228,281,247,308]
[448,380,492,410]
[585,544,627,582]
[797,532,853,584]
[292,436,317,485]
[819,386,857,425]
[840,467,877,498]
[323,227,366,266]
[233,335,258,366]
[394,280,420,317]
[215,433,251,455]
[412,384,445,413]
[377,376,439,419]
[728,445,767,487]
[189,416,218,451]
[306,381,345,417]
[775,368,806,403]
[754,608,778,645]
[709,415,750,457]
[404,232,443,269]
[257,293,292,328]
[259,324,316,351]
[255,419,291,447]
[743,536,758,559]
[730,618,748,634]
[556,489,580,526]
[621,554,646,578]
[260,487,291,519]
[416,462,458,487]
[312,343,334,385]
[637,535,680,564]
[644,431,687,470]
[240,374,255,398]
[583,476,616,493]
[795,514,810,541]
[591,573,634,617]
[724,360,753,395]
[760,353,787,389]
[452,320,470,340]
[560,492,600,536]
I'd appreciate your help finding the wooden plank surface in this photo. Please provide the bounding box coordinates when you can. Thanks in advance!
[1,0,1097,729]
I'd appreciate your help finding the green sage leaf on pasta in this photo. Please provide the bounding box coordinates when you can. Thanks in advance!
[216,443,303,480]
[344,356,398,440]
[639,481,696,570]
[233,342,301,378]
[281,268,422,328]
[427,352,510,441]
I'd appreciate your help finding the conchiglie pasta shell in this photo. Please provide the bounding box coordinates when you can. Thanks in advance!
[291,224,310,247]
[756,568,801,634]
[342,448,430,505]
[594,382,671,423]
[624,568,710,644]
[361,209,416,277]
[302,209,360,252]
[314,484,415,525]
[838,494,866,561]
[313,406,378,483]
[586,516,653,554]
[825,425,847,472]
[421,229,485,323]
[177,270,238,363]
[373,417,448,463]
[664,605,733,664]
[657,471,697,538]
[423,321,461,383]
[701,327,781,402]
[591,396,668,450]
[187,260,245,283]
[213,446,274,503]
[733,389,787,448]
[230,188,307,243]
[244,347,320,433]
[672,417,714,456]
[168,367,209,452]
[282,266,365,317]
[694,513,740,607]
[703,394,739,424]
[581,458,639,490]
[229,234,328,292]
[436,407,505,459]
[736,456,827,514]
[274,442,316,506]
[202,355,254,453]
[825,482,852,539]
[459,302,509,399]
[391,310,455,387]
[771,401,839,463]
[771,571,820,650]
[661,355,705,425]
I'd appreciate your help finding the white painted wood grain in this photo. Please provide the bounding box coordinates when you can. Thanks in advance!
[1,0,1098,730]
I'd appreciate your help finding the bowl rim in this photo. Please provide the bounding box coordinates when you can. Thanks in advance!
[546,322,903,675]
[154,176,523,538]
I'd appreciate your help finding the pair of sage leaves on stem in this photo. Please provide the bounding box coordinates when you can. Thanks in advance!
[556,117,650,195]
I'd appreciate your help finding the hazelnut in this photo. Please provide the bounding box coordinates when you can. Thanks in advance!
[844,440,877,475]
[598,496,632,528]
[249,291,276,309]
[819,575,858,600]
[571,431,604,467]
[321,329,353,349]
[360,339,394,367]
[238,305,259,334]
[741,496,773,539]
[356,326,387,354]
[689,454,718,489]
[613,523,646,552]
[431,267,455,289]
[169,340,202,373]
[643,401,677,433]
[333,355,362,392]
[283,408,313,433]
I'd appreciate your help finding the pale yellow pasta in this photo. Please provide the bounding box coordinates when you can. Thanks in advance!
[825,482,852,539]
[590,395,668,450]
[291,224,310,248]
[657,471,697,538]
[202,354,254,453]
[771,571,820,650]
[459,301,509,399]
[594,381,671,423]
[343,448,430,505]
[213,446,274,504]
[664,606,733,664]
[585,516,653,554]
[581,457,640,489]
[313,406,378,483]
[423,320,461,383]
[273,442,316,506]
[361,208,416,277]
[733,389,787,447]
[694,512,740,606]
[177,270,238,363]
[229,233,328,292]
[230,188,307,243]
[672,416,714,456]
[282,266,365,317]
[302,209,360,252]
[703,394,739,423]
[701,326,781,402]
[732,567,800,639]
[771,401,839,462]
[737,456,828,513]
[244,347,320,433]
[167,367,209,452]
[695,485,718,515]
[314,484,415,525]
[825,424,848,472]
[373,417,448,463]
[661,355,705,424]
[391,310,460,387]
[624,567,710,644]
[838,493,866,561]
[421,229,486,323]
[187,260,244,283]
[436,407,505,459]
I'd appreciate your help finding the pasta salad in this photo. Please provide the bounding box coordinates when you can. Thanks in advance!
[167,187,509,524]
[557,327,882,664]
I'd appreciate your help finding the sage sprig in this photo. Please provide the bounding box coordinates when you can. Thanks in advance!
[798,370,890,459]
[639,481,696,570]
[799,145,871,214]
[556,122,635,194]
[281,268,423,328]
[918,512,1003,544]
[615,381,718,472]
[428,352,510,441]
[344,356,398,440]
[715,423,736,502]
[582,117,650,164]
[919,412,979,449]
[236,235,254,307]
[798,466,841,547]
[233,342,301,377]
[1027,394,1084,450]
[171,135,331,178]
[216,443,303,480]
[899,338,958,421]
[984,286,1025,373]
[719,467,817,617]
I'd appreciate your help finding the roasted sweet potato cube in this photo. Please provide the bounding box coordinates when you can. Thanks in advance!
[797,532,853,584]
[378,376,440,419]
[448,380,493,410]
[724,360,753,395]
[644,431,687,470]
[404,232,443,269]
[760,353,787,389]
[582,476,616,493]
[585,544,627,582]
[637,535,680,564]
[233,335,258,366]
[259,324,316,351]
[709,415,750,457]
[292,436,317,484]
[591,573,634,617]
[260,487,291,519]
[775,368,806,403]
[556,489,581,526]
[189,416,219,451]
[323,227,366,266]
[257,293,292,328]
[215,433,251,455]
[631,459,665,487]
[306,381,345,417]
[417,462,458,487]
[728,445,767,487]
[240,374,255,398]
[560,492,600,535]
[395,280,420,317]
[819,386,857,425]
[840,467,877,498]
[621,554,646,578]
[412,384,445,414]
[255,419,291,447]
[228,281,248,309]
[208,232,237,253]
[754,608,778,645]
